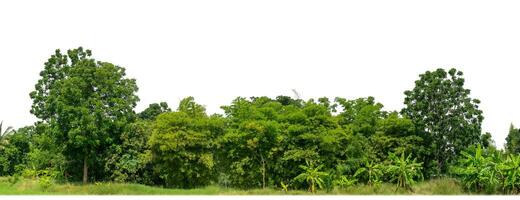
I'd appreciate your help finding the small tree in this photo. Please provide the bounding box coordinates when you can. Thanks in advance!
[293,160,328,193]
[386,153,423,191]
[355,159,384,186]
[505,124,520,154]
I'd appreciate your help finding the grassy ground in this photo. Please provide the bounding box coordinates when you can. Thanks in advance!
[0,177,465,195]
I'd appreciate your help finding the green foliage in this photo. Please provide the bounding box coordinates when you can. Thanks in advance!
[386,153,423,191]
[7,174,21,186]
[280,181,290,193]
[219,97,285,188]
[293,160,328,193]
[24,123,67,182]
[505,124,520,154]
[104,120,154,184]
[29,47,139,183]
[498,154,520,194]
[149,97,224,188]
[335,97,384,136]
[0,121,15,144]
[37,170,55,191]
[333,175,357,190]
[139,102,171,120]
[0,127,31,176]
[0,178,466,195]
[451,145,501,194]
[402,68,483,175]
[2,59,512,195]
[354,159,384,185]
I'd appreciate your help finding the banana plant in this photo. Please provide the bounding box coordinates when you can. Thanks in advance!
[452,144,498,193]
[293,160,328,193]
[386,152,423,191]
[498,154,520,194]
[354,159,384,186]
[333,175,357,190]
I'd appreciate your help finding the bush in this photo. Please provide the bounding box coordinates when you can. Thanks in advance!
[7,174,21,186]
[38,175,54,191]
[21,168,38,179]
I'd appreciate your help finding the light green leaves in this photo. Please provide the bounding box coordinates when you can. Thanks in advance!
[293,160,328,193]
[386,153,423,191]
[149,98,223,188]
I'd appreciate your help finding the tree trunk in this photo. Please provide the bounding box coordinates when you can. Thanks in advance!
[83,155,88,184]
[262,161,266,189]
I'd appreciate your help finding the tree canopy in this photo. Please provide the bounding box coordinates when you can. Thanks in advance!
[402,68,484,174]
[29,47,139,183]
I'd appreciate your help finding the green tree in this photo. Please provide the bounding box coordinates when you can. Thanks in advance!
[29,47,139,183]
[480,132,495,149]
[371,112,425,163]
[335,97,384,136]
[138,102,171,120]
[220,97,284,188]
[402,68,484,174]
[25,123,67,181]
[149,97,224,188]
[505,124,520,154]
[104,120,154,184]
[0,127,31,176]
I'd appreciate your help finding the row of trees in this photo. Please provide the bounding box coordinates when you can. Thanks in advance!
[0,47,519,193]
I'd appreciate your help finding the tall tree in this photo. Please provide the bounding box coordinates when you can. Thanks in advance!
[480,132,495,149]
[505,124,520,154]
[220,97,284,188]
[29,47,139,183]
[401,68,484,174]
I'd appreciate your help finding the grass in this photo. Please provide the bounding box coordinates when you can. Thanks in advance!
[0,177,465,195]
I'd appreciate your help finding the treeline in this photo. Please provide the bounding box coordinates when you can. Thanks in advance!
[0,47,519,194]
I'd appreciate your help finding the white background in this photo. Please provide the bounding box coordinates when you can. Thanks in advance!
[1,0,520,148]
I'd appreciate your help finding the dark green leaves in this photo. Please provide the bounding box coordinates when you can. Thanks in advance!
[402,68,484,174]
[29,47,139,182]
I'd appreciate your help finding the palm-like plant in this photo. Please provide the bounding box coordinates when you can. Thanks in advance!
[386,152,423,191]
[293,160,328,193]
[333,175,357,190]
[355,159,384,186]
[0,121,15,148]
[452,145,498,193]
[498,154,520,194]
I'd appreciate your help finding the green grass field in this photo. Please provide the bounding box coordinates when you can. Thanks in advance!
[0,177,467,195]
